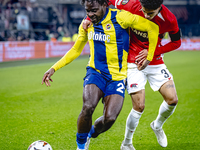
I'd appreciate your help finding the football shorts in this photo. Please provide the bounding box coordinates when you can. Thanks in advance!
[83,67,126,98]
[126,63,173,94]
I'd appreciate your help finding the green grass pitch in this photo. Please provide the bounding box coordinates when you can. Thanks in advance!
[0,51,200,150]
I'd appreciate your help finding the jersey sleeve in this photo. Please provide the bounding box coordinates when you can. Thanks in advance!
[51,21,88,71]
[116,10,159,61]
[168,15,180,35]
[155,15,181,56]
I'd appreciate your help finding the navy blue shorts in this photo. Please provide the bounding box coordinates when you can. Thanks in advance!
[83,67,126,98]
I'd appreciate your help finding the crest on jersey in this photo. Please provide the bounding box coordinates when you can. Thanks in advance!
[122,0,129,5]
[106,24,112,30]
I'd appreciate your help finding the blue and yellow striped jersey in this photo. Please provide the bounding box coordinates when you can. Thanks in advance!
[86,8,129,81]
[52,8,159,81]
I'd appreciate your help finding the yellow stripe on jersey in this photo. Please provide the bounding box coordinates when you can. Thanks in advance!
[87,26,96,71]
[102,10,120,80]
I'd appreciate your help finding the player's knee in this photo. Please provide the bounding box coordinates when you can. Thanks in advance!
[139,103,145,112]
[134,103,145,112]
[82,103,95,117]
[104,117,115,126]
[104,114,117,125]
[166,96,178,106]
[168,99,178,106]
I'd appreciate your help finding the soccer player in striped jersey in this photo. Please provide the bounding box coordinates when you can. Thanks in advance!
[42,0,159,149]
[106,0,181,149]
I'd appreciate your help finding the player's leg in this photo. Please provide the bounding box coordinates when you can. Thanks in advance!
[93,94,124,136]
[154,80,178,129]
[87,79,126,139]
[148,64,178,147]
[121,90,144,150]
[121,63,147,150]
[150,80,178,148]
[77,67,107,149]
[76,84,103,149]
[85,94,124,150]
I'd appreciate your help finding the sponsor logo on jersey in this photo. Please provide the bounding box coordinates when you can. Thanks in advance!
[106,24,111,30]
[130,83,138,88]
[133,29,148,39]
[122,0,129,5]
[156,57,161,60]
[88,31,111,43]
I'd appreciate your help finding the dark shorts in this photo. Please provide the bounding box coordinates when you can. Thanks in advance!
[83,67,126,98]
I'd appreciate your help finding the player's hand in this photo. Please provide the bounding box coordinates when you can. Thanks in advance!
[135,49,148,66]
[42,68,55,87]
[137,59,150,70]
[82,19,92,32]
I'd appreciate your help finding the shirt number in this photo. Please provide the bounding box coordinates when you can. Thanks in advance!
[116,83,125,93]
[161,69,169,78]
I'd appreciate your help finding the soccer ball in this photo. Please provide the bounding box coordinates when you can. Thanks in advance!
[28,140,53,150]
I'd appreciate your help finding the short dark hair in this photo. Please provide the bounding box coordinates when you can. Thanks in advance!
[80,0,109,6]
[139,0,163,10]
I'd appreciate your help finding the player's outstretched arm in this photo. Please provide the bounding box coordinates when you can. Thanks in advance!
[42,68,55,87]
[42,21,87,87]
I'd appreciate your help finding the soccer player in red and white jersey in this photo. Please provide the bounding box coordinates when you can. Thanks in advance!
[109,0,181,149]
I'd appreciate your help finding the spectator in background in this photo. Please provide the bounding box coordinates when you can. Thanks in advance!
[17,34,23,41]
[29,32,35,41]
[44,29,51,41]
[49,32,58,42]
[7,35,16,41]
[0,32,5,41]
[62,32,71,42]
[57,26,65,41]
[72,32,78,42]
[0,0,71,42]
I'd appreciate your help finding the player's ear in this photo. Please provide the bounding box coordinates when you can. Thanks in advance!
[158,6,162,11]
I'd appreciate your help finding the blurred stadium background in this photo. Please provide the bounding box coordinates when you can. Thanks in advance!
[0,0,199,62]
[0,0,200,41]
[0,1,200,149]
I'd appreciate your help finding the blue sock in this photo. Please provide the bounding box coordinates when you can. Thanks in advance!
[88,125,95,138]
[76,132,88,149]
[77,142,85,149]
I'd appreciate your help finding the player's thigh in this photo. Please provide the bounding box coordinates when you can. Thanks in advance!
[130,89,145,112]
[103,94,124,119]
[159,80,178,105]
[103,80,126,118]
[127,63,147,94]
[83,69,105,106]
[83,84,103,106]
[147,64,174,91]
